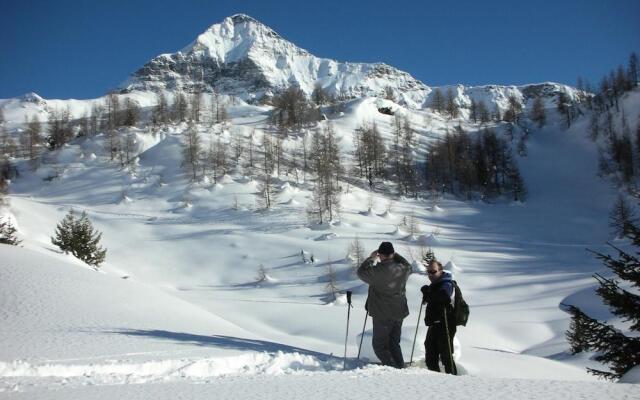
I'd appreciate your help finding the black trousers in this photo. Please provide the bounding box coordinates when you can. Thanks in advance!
[425,323,457,374]
[372,318,404,368]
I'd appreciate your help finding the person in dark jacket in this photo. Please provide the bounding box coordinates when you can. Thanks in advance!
[357,241,412,368]
[421,259,457,375]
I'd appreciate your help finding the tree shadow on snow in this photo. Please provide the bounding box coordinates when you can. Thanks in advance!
[106,329,334,361]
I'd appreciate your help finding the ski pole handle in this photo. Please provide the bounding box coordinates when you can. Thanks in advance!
[346,290,352,306]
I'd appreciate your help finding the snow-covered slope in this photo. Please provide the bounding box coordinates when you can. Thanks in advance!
[2,90,639,398]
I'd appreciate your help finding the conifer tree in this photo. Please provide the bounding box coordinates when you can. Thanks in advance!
[609,195,636,238]
[312,84,330,106]
[530,97,546,128]
[422,247,436,267]
[123,98,140,127]
[430,88,445,114]
[256,264,268,283]
[445,88,460,119]
[565,201,640,379]
[478,101,490,124]
[557,92,572,128]
[0,217,21,245]
[504,95,523,123]
[469,99,478,123]
[51,210,106,268]
[509,162,527,202]
[628,52,638,88]
[493,104,502,122]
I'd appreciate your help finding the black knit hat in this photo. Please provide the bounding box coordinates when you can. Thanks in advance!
[378,241,394,256]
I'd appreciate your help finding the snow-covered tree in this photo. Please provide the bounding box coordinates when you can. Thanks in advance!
[628,52,638,88]
[557,92,572,128]
[478,100,490,124]
[308,124,342,222]
[421,246,436,266]
[312,84,330,106]
[430,88,444,114]
[530,97,546,128]
[325,263,339,302]
[123,98,140,127]
[445,88,460,119]
[256,264,268,283]
[22,116,42,168]
[384,85,395,102]
[565,200,640,380]
[256,172,275,210]
[210,91,227,125]
[347,235,365,271]
[0,218,21,246]
[182,123,201,181]
[172,91,189,123]
[189,90,202,123]
[503,95,522,123]
[51,210,107,268]
[609,195,636,238]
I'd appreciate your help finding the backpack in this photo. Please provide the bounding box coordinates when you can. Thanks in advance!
[452,281,470,326]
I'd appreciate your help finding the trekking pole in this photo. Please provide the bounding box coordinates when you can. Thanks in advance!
[409,302,424,366]
[443,308,456,375]
[343,291,353,370]
[356,311,368,360]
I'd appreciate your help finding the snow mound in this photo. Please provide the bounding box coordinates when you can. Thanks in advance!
[431,205,444,212]
[255,275,279,286]
[361,208,376,216]
[418,234,439,246]
[445,260,462,272]
[315,233,338,241]
[0,245,252,361]
[0,351,341,384]
[412,261,426,273]
[379,210,394,219]
[282,198,301,206]
[330,220,350,227]
[391,225,406,237]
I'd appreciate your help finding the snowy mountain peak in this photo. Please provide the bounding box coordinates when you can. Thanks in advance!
[121,15,584,111]
[20,92,45,103]
[121,14,431,104]
[180,14,299,63]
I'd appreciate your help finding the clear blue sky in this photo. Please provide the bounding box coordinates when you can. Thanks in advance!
[1,0,638,99]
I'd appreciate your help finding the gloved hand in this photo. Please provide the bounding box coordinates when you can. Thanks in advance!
[420,285,430,304]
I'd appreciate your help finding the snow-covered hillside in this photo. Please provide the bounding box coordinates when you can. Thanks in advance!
[2,81,640,397]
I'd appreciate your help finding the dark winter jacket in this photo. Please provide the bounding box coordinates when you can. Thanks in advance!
[358,254,412,320]
[421,271,455,326]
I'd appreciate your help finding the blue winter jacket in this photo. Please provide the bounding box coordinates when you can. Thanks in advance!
[421,271,455,326]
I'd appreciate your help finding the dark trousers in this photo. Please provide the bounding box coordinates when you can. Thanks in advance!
[372,318,404,368]
[425,323,457,374]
